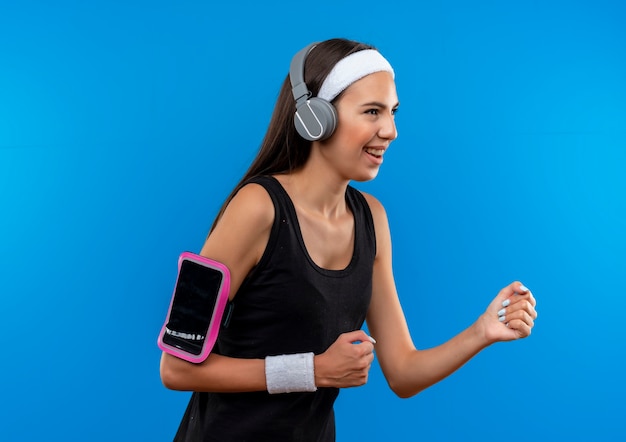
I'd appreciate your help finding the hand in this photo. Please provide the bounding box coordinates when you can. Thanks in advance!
[479,281,538,343]
[314,330,376,388]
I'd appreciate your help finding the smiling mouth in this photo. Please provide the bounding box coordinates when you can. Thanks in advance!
[365,147,385,158]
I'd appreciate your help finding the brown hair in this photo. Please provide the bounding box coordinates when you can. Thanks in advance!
[209,38,375,232]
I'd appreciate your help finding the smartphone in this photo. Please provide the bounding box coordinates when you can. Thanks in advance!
[157,252,231,363]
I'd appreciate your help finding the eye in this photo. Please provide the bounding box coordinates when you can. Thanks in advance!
[365,108,379,115]
[392,107,399,116]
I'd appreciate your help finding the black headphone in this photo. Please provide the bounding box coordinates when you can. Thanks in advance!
[289,43,338,141]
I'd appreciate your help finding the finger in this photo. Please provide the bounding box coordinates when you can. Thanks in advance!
[506,318,533,338]
[343,330,377,345]
[515,282,531,295]
[354,340,376,357]
[527,290,537,308]
[500,313,535,339]
[499,281,533,308]
[502,309,535,328]
[511,281,528,295]
[356,352,375,369]
[495,281,523,305]
[514,284,537,310]
[500,299,537,321]
[511,288,536,306]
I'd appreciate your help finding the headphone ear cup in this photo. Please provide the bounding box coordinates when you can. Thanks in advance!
[294,97,338,141]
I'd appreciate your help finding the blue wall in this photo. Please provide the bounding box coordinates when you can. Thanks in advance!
[1,0,624,440]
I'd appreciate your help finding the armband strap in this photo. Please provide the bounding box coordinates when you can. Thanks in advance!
[265,352,317,394]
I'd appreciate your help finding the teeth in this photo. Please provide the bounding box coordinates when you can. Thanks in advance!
[365,148,385,156]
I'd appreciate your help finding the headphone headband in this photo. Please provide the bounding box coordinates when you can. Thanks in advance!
[289,43,317,105]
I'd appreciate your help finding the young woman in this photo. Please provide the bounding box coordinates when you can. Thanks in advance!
[160,38,538,441]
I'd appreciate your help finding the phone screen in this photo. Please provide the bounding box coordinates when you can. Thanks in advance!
[161,258,224,356]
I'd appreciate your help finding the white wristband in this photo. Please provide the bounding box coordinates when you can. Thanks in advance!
[265,352,317,394]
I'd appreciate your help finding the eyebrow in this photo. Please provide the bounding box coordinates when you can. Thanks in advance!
[360,101,400,109]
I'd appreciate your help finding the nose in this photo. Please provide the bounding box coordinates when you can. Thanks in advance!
[378,112,398,141]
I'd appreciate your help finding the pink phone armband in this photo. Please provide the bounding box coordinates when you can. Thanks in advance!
[157,252,231,363]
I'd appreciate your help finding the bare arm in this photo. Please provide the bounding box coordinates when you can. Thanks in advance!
[363,194,538,398]
[160,183,273,392]
[160,183,377,392]
[160,352,267,392]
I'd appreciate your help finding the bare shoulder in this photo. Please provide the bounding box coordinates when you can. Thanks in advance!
[359,191,393,259]
[218,182,274,231]
[202,182,275,287]
[359,191,389,225]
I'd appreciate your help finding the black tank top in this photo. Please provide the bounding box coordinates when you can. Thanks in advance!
[174,176,376,442]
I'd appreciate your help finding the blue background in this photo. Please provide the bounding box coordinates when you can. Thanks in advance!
[1,0,624,440]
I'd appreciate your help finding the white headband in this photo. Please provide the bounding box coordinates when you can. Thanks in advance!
[317,49,395,102]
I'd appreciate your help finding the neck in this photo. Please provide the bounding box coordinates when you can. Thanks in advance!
[276,167,349,219]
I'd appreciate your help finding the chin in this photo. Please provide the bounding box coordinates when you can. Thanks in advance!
[352,170,380,183]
